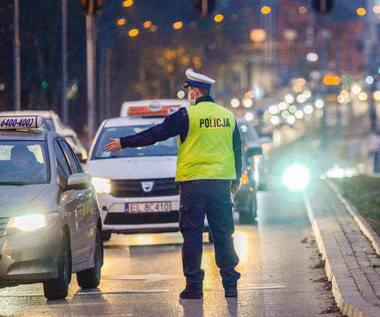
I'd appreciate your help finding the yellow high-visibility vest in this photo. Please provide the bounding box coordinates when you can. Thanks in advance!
[175,101,236,181]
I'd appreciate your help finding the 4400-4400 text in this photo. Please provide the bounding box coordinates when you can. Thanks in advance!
[0,118,35,128]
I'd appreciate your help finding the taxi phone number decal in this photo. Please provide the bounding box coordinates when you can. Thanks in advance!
[1,118,35,128]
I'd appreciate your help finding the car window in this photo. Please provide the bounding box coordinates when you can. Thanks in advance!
[0,141,50,185]
[58,139,83,173]
[92,125,178,159]
[54,140,71,184]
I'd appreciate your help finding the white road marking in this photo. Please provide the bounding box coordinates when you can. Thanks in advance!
[102,274,179,282]
[76,289,169,295]
[239,285,287,290]
[204,285,287,291]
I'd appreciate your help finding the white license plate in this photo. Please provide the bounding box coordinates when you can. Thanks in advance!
[125,202,171,213]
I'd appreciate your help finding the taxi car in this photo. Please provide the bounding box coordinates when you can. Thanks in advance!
[85,99,197,241]
[0,115,103,300]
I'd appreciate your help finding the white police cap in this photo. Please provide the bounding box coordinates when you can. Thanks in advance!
[182,68,215,90]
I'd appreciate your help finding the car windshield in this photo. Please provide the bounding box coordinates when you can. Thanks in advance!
[92,125,178,159]
[0,141,49,185]
[238,122,259,145]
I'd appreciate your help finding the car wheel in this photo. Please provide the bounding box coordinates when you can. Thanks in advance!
[239,196,257,225]
[101,230,111,241]
[43,232,71,300]
[77,228,103,289]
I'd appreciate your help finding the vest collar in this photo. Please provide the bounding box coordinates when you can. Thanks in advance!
[195,95,215,105]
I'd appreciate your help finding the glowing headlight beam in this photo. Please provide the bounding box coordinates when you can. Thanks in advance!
[282,164,311,191]
[92,177,111,194]
[7,214,47,232]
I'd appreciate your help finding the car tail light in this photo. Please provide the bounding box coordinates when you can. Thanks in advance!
[241,171,248,185]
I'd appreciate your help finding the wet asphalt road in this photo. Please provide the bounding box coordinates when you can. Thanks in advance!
[0,180,341,317]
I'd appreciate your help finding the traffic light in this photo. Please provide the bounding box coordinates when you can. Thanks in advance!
[79,0,103,15]
[311,0,333,15]
[193,0,215,18]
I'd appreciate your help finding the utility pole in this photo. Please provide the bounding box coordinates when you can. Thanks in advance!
[319,29,330,149]
[79,0,103,146]
[62,0,68,124]
[13,0,21,111]
[366,0,379,133]
[86,13,96,143]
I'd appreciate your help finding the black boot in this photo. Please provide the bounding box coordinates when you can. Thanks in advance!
[180,286,203,299]
[224,288,238,297]
[224,281,238,297]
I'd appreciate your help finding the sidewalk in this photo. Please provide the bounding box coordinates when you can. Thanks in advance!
[304,179,380,317]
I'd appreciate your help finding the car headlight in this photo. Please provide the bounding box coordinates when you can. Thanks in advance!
[282,164,311,191]
[92,177,111,194]
[6,213,47,233]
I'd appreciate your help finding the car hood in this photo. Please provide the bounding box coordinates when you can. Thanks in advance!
[85,156,177,179]
[0,184,50,217]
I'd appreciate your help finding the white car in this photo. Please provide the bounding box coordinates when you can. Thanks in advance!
[62,126,88,163]
[86,99,195,241]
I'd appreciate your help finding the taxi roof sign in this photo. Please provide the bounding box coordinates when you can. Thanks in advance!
[127,105,181,117]
[0,115,44,130]
[120,99,190,117]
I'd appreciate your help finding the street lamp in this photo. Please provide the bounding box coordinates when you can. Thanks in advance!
[250,29,266,43]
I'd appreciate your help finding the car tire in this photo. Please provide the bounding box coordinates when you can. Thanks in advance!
[43,232,71,300]
[77,228,103,289]
[239,196,257,225]
[101,230,111,241]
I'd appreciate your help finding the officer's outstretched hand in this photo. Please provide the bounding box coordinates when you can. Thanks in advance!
[104,138,122,152]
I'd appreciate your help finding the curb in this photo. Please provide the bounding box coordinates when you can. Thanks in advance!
[303,188,380,317]
[324,178,380,257]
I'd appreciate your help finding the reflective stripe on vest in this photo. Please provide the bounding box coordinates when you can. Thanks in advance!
[175,101,236,181]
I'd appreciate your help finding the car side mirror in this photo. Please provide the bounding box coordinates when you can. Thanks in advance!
[246,146,262,157]
[65,173,92,190]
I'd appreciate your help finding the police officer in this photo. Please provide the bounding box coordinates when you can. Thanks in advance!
[105,68,242,299]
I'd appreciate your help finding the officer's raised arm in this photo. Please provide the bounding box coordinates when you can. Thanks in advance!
[104,109,189,152]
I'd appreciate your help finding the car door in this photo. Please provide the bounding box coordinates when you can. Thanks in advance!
[58,139,97,264]
[54,139,83,267]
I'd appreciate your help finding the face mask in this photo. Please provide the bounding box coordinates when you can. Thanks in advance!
[188,90,196,105]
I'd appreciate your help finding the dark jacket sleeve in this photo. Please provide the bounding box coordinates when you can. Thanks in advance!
[120,108,188,148]
[232,120,242,183]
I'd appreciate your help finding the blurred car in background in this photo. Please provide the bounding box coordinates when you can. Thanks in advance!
[62,126,88,163]
[234,119,271,224]
[0,110,65,135]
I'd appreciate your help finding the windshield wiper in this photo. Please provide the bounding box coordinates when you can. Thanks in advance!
[0,181,29,186]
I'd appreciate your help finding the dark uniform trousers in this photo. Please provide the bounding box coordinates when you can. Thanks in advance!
[178,179,241,290]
